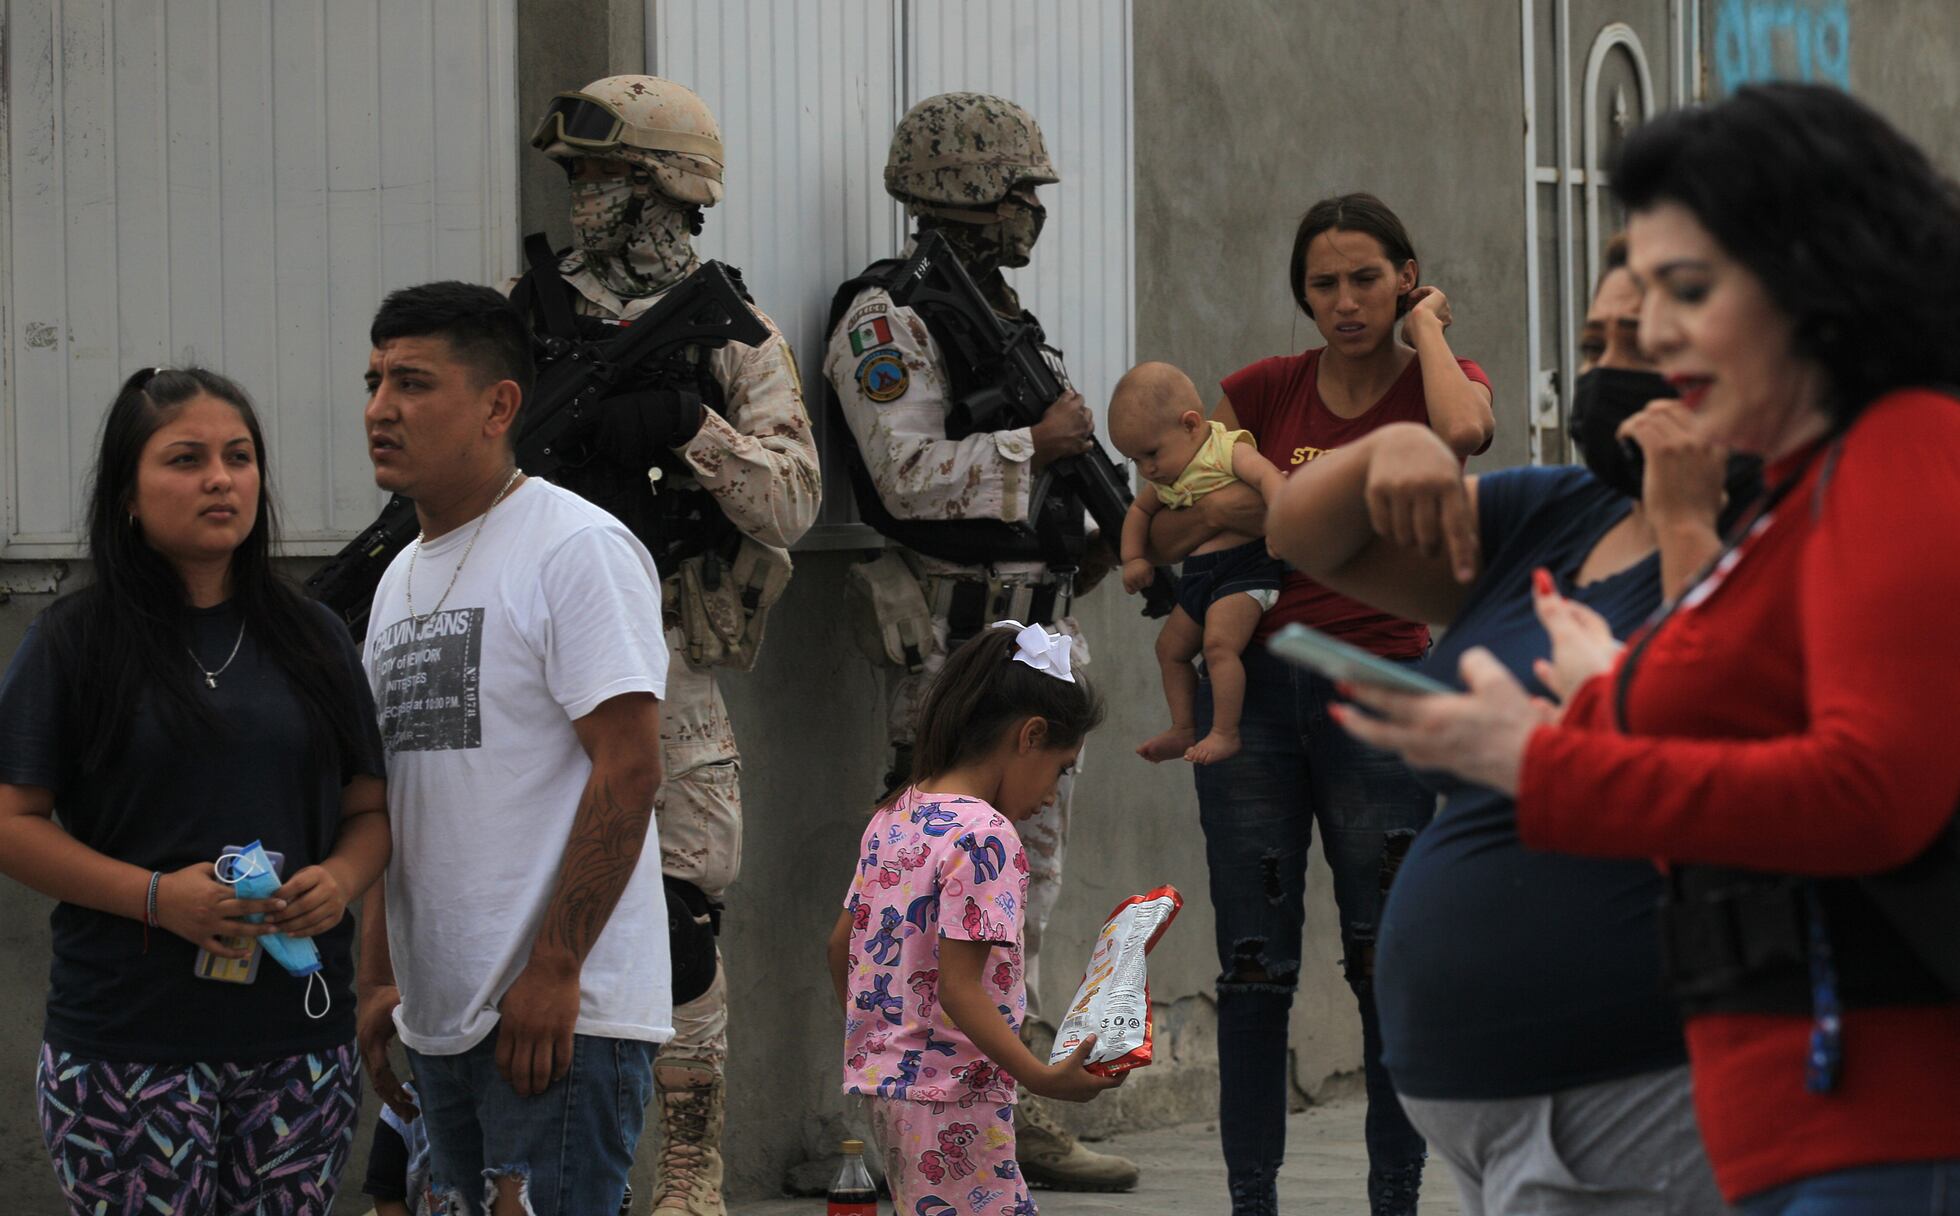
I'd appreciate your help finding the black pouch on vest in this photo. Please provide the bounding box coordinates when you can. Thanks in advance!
[1860,812,1960,997]
[665,876,719,1007]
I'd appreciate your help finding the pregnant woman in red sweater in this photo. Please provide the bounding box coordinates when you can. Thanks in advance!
[1333,84,1960,1214]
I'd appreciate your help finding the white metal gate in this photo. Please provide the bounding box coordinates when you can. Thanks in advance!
[652,0,1135,544]
[1519,0,1699,464]
[2,0,520,559]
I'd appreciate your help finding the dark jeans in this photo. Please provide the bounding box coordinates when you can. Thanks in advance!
[1195,644,1434,1216]
[1737,1161,1960,1215]
[406,1027,654,1216]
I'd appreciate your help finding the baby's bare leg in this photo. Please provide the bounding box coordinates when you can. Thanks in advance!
[1186,593,1268,765]
[1137,606,1204,763]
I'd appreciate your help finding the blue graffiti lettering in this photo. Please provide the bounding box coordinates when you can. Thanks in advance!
[1715,0,1851,96]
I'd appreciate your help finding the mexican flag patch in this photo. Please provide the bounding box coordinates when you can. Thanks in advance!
[849,316,894,355]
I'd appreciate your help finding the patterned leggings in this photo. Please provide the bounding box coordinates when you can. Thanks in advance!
[36,1039,362,1216]
[865,1096,1037,1216]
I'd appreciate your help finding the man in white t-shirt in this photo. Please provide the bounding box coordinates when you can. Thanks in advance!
[353,281,670,1216]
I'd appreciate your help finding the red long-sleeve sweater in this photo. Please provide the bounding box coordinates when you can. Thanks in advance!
[1517,389,1960,1201]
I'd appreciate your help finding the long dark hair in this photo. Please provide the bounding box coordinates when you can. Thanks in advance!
[1288,192,1419,319]
[894,626,1104,804]
[42,367,371,773]
[1611,83,1960,428]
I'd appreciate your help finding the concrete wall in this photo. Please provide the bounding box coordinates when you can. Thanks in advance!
[1134,0,1534,470]
[10,1,1960,1212]
[0,663,73,1207]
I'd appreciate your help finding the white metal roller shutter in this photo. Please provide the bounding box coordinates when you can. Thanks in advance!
[1,0,520,558]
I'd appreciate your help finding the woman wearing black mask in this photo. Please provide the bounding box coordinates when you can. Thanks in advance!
[1259,245,1733,1215]
[1574,236,1763,598]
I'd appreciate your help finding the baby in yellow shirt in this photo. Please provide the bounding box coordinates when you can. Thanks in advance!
[1111,362,1287,764]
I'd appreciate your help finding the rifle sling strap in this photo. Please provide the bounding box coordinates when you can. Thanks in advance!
[519,233,580,344]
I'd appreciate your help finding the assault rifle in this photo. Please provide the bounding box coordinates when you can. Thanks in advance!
[306,261,767,636]
[888,230,1177,618]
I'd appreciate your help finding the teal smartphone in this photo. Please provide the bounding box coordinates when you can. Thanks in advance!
[1265,623,1452,695]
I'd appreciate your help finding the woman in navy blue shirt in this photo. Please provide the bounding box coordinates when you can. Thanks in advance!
[1264,244,1750,1215]
[0,367,388,1215]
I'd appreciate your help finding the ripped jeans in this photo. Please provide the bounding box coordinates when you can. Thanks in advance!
[1194,646,1434,1216]
[406,1027,654,1215]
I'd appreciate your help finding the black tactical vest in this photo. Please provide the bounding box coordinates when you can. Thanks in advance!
[511,252,739,570]
[825,259,1088,568]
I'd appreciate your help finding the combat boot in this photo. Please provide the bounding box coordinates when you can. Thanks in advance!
[653,1065,727,1215]
[1013,1094,1140,1192]
[1013,1019,1140,1192]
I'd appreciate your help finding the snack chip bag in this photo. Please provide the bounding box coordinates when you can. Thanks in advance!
[1048,885,1183,1077]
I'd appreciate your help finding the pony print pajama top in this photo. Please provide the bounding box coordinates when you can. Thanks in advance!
[841,787,1037,1214]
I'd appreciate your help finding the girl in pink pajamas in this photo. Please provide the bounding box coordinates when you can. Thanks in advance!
[828,622,1125,1215]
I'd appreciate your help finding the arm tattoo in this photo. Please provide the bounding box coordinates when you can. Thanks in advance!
[539,773,654,963]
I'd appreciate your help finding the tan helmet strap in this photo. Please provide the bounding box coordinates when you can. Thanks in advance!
[615,126,725,172]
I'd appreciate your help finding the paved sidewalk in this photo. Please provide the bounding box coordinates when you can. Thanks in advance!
[733,1091,1463,1214]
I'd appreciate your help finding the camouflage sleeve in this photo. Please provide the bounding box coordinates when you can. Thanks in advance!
[682,312,823,549]
[824,287,1036,524]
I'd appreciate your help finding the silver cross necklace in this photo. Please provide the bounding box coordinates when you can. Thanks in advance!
[405,468,524,624]
[187,621,247,690]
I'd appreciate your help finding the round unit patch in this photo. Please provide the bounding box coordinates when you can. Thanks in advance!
[855,349,910,403]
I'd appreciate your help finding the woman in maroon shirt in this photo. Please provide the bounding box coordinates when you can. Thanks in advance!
[1150,194,1492,1216]
[1335,86,1960,1214]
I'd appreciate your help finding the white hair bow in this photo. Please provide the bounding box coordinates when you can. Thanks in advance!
[994,619,1076,684]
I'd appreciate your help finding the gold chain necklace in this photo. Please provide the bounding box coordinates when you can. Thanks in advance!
[405,468,523,624]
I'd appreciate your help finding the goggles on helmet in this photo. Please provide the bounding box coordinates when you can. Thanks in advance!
[531,92,626,148]
[529,91,725,171]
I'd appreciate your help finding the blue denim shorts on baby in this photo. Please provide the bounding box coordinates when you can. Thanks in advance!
[1176,539,1286,623]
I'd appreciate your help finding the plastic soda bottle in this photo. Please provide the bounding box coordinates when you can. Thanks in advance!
[827,1138,878,1214]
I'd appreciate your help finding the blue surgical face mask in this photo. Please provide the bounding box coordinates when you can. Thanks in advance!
[216,841,330,1019]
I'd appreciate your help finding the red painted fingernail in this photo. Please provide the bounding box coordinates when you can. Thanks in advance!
[1533,568,1554,597]
[1335,681,1355,699]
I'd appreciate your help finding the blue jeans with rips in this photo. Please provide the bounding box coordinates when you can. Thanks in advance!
[1195,644,1434,1216]
[1736,1161,1960,1215]
[406,1027,654,1216]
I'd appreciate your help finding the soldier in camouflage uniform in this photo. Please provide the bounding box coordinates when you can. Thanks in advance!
[521,75,821,1216]
[824,92,1140,1194]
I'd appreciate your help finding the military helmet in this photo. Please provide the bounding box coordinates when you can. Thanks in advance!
[883,92,1059,209]
[531,74,724,207]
